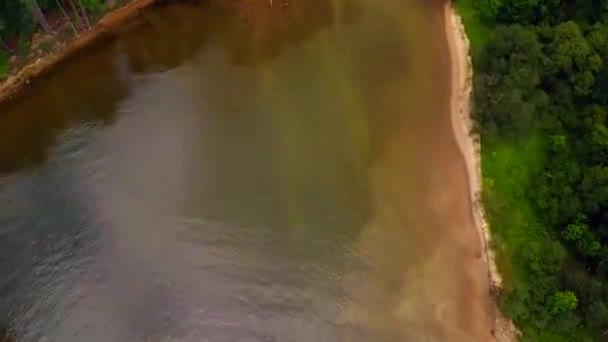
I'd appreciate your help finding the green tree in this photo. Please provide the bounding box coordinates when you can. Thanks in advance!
[64,0,85,30]
[55,0,78,34]
[475,0,502,23]
[563,222,601,256]
[549,21,601,74]
[550,291,578,315]
[76,0,91,28]
[474,24,547,139]
[75,0,104,29]
[19,0,53,35]
[497,0,561,24]
[0,18,13,53]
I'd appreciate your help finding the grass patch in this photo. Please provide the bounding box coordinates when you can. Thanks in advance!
[453,0,491,52]
[481,136,546,283]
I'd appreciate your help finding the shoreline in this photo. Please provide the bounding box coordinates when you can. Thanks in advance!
[443,3,519,341]
[0,0,156,107]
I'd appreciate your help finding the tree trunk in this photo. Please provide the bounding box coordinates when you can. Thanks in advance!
[67,0,84,29]
[0,38,12,53]
[55,0,78,34]
[76,0,92,29]
[29,0,54,35]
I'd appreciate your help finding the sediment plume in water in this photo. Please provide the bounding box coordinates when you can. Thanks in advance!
[0,0,502,340]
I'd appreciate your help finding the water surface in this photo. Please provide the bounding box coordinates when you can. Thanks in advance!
[0,1,495,341]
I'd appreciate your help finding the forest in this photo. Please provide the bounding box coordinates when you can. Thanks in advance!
[458,0,608,340]
[0,0,113,76]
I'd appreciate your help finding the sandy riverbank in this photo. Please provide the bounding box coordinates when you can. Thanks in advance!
[0,0,156,106]
[444,3,519,341]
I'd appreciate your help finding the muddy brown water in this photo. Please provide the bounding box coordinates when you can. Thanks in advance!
[0,0,495,341]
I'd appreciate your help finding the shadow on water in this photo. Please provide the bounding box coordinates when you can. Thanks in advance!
[0,0,345,175]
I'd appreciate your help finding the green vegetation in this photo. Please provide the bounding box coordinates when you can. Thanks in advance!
[455,0,608,340]
[0,0,109,77]
[0,52,8,77]
[452,0,490,51]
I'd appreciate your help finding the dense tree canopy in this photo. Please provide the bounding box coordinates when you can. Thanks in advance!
[470,0,608,338]
[474,24,548,139]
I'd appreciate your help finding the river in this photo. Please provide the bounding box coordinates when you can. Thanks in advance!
[0,0,496,341]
